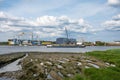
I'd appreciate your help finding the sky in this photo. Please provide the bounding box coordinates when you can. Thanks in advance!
[0,0,120,42]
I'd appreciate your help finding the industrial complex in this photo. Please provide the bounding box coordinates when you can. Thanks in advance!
[8,28,84,47]
[8,37,81,46]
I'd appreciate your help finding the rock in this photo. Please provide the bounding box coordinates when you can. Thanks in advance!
[88,63,100,68]
[49,58,52,61]
[85,66,90,68]
[40,62,44,66]
[30,59,33,62]
[110,64,116,67]
[46,61,52,66]
[58,72,64,78]
[86,60,92,63]
[105,62,110,65]
[47,74,54,80]
[33,74,37,77]
[57,65,63,69]
[50,71,62,80]
[77,62,82,66]
[63,58,70,62]
[67,74,73,77]
[58,60,65,64]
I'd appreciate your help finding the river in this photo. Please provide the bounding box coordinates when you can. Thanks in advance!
[0,46,120,54]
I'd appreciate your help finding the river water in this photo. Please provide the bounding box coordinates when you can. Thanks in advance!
[0,46,120,54]
[0,54,28,73]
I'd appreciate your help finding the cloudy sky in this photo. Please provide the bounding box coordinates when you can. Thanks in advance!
[0,0,120,42]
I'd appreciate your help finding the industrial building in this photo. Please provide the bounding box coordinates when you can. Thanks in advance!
[8,39,22,45]
[56,38,76,44]
[8,39,41,46]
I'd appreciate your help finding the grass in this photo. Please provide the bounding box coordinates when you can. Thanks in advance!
[70,49,120,80]
[86,49,120,67]
[84,67,120,80]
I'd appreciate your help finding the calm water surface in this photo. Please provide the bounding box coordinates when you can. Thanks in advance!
[0,46,120,54]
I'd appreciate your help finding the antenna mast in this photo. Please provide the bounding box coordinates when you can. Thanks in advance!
[65,27,69,39]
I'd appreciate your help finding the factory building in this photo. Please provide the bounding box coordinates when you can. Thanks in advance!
[56,38,68,44]
[68,38,77,44]
[8,39,22,45]
[8,39,41,46]
[56,38,76,44]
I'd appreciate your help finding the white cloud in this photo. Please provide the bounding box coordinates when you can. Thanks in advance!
[0,11,95,38]
[0,11,34,32]
[103,14,120,31]
[113,14,120,20]
[0,24,22,32]
[36,16,58,26]
[35,15,93,33]
[108,0,120,6]
[0,12,7,18]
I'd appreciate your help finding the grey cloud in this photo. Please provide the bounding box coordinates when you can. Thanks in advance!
[108,0,120,7]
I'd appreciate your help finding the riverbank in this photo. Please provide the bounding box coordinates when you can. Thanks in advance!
[0,49,120,80]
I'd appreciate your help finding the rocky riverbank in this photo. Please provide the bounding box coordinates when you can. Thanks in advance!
[0,50,118,80]
[19,52,114,80]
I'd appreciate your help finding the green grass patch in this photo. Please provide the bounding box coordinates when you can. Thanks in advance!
[70,49,120,80]
[84,68,120,80]
[86,49,120,67]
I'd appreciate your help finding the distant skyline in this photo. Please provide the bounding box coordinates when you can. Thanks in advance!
[0,0,120,42]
